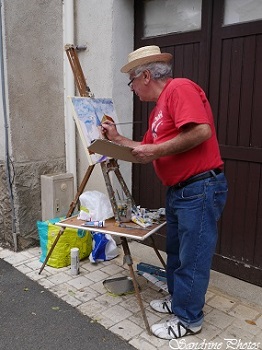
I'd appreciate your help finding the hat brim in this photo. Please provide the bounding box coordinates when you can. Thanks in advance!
[120,53,172,73]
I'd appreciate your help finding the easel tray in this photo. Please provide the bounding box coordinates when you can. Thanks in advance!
[56,216,166,241]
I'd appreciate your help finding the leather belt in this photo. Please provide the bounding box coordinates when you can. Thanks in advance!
[173,168,222,190]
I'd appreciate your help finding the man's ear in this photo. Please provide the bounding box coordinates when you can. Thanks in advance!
[143,69,151,85]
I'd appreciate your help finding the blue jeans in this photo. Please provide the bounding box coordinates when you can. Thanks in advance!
[166,172,228,327]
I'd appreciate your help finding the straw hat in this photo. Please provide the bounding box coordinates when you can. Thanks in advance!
[120,45,173,73]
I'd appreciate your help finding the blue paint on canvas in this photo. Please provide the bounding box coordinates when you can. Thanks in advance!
[71,97,118,164]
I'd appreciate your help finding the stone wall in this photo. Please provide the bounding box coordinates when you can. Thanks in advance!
[0,159,66,251]
[0,162,13,249]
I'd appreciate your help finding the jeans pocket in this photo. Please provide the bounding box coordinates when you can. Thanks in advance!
[181,183,205,199]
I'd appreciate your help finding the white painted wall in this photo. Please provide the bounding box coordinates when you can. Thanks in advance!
[74,0,134,194]
[0,0,135,249]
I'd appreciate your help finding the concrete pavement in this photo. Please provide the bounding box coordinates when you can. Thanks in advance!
[0,241,261,349]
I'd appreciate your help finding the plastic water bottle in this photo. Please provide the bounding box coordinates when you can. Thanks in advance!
[70,247,80,275]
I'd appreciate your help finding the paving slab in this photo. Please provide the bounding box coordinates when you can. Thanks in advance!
[0,242,261,350]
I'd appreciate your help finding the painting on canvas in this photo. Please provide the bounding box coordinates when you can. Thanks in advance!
[70,97,118,164]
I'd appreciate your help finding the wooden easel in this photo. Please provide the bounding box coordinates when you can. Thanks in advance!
[64,44,136,218]
[38,45,166,334]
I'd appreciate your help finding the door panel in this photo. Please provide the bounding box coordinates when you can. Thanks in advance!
[209,1,262,285]
[133,0,262,285]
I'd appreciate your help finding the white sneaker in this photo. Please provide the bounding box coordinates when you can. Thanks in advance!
[151,316,202,340]
[150,296,173,314]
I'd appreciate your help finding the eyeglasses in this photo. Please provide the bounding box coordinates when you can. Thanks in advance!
[127,77,136,87]
[127,73,142,87]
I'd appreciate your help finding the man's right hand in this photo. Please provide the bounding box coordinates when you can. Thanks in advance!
[100,121,119,141]
[101,122,141,149]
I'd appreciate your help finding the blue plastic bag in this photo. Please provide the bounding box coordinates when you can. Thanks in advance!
[89,232,118,263]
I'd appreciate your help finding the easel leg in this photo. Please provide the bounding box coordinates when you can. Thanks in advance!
[38,227,65,274]
[121,237,151,335]
[38,165,95,274]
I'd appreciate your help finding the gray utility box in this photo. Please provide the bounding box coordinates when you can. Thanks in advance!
[41,173,74,221]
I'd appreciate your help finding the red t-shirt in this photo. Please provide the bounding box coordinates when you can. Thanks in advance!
[141,78,223,186]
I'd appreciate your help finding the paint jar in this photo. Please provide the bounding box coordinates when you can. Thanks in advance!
[70,247,80,275]
[117,199,132,222]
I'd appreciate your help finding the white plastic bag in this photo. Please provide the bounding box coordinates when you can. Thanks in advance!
[78,190,114,221]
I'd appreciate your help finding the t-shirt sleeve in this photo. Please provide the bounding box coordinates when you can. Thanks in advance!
[168,83,211,129]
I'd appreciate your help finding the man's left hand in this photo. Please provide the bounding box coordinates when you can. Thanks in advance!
[132,144,159,163]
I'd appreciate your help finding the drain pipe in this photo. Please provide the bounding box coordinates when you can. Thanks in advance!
[63,0,77,191]
[0,0,18,251]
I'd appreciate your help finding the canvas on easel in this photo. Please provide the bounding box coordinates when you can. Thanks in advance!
[69,96,118,165]
[69,96,139,164]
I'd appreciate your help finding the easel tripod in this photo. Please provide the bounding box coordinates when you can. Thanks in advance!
[38,45,166,334]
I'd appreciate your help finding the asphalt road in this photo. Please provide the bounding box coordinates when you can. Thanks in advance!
[0,258,136,350]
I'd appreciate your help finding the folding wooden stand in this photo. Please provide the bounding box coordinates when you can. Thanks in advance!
[55,216,166,334]
[38,45,166,334]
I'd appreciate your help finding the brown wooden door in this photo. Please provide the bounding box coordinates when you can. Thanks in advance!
[133,0,262,286]
[209,1,262,286]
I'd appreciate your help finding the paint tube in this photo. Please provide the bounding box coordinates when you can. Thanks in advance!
[82,220,105,228]
[131,215,151,228]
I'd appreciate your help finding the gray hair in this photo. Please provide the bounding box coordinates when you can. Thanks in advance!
[132,62,172,80]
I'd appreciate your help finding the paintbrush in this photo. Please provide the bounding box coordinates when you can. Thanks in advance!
[100,121,142,126]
